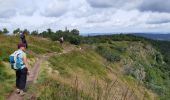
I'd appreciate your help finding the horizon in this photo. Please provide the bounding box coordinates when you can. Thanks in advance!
[4,29,170,36]
[80,32,170,35]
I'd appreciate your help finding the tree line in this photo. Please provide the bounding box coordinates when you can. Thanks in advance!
[0,28,81,45]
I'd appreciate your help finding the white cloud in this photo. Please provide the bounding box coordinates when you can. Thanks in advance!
[147,13,170,24]
[40,0,70,17]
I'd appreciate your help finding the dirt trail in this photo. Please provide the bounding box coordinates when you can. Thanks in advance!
[7,54,50,100]
[7,45,78,100]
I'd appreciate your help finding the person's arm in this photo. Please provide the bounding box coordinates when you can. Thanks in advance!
[23,54,30,75]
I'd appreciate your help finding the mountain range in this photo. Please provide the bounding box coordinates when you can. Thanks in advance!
[131,33,170,41]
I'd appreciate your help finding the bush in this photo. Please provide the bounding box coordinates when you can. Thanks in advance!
[96,46,121,62]
[69,36,81,45]
[0,48,9,62]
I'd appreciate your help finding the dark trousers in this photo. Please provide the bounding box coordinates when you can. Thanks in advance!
[16,68,27,90]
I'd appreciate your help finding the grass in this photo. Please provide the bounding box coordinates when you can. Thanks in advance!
[0,62,15,99]
[37,78,93,100]
[0,34,61,62]
[27,36,62,54]
[25,60,93,100]
[49,50,107,78]
[0,34,62,99]
[46,44,158,100]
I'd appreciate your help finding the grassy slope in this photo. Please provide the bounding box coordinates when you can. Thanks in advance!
[0,35,164,100]
[29,41,159,100]
[0,35,61,99]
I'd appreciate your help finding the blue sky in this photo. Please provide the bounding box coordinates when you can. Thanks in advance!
[0,0,170,34]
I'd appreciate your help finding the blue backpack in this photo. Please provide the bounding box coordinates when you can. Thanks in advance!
[9,51,23,70]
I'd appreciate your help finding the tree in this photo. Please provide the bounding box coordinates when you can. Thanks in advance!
[23,29,30,35]
[56,30,63,33]
[47,28,53,35]
[13,28,21,34]
[0,30,3,34]
[40,31,48,37]
[2,28,9,34]
[71,29,79,35]
[31,30,39,36]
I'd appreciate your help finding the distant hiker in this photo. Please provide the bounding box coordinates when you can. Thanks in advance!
[9,43,29,96]
[20,32,28,48]
[59,36,64,46]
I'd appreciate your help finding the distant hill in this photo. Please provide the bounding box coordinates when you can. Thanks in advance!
[82,33,170,41]
[132,33,170,41]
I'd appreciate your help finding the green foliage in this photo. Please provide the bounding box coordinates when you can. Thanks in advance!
[49,50,107,78]
[70,29,80,35]
[37,78,92,100]
[82,34,147,44]
[39,29,81,45]
[82,34,170,99]
[149,41,170,73]
[1,30,170,99]
[2,28,9,34]
[0,48,8,62]
[0,28,9,34]
[0,63,8,80]
[96,46,121,62]
[69,35,81,45]
[13,28,21,34]
[85,34,170,99]
[0,62,15,99]
[27,36,62,54]
[0,30,3,34]
[31,30,39,36]
[23,29,30,35]
[0,34,62,99]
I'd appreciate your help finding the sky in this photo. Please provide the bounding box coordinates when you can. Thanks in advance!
[0,0,170,34]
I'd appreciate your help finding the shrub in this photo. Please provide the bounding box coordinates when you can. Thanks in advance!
[96,46,121,62]
[69,36,81,45]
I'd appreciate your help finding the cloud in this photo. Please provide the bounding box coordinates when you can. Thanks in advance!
[86,0,170,13]
[0,0,17,18]
[17,0,37,16]
[139,0,170,13]
[0,9,16,18]
[0,0,36,18]
[146,13,170,24]
[86,0,114,8]
[86,0,140,9]
[40,0,70,17]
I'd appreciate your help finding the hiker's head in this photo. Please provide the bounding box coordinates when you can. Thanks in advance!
[18,43,26,51]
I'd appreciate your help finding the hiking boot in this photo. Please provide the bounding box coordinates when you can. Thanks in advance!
[15,89,20,94]
[19,90,26,96]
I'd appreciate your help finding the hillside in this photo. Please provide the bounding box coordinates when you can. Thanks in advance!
[0,35,61,100]
[132,33,170,41]
[0,34,170,100]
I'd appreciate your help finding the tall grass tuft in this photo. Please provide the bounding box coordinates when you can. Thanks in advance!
[35,75,138,100]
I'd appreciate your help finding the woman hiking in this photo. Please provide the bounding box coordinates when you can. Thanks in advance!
[15,43,29,96]
[20,31,28,48]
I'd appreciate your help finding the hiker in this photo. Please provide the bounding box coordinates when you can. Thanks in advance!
[20,32,28,48]
[59,36,64,46]
[10,43,29,96]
